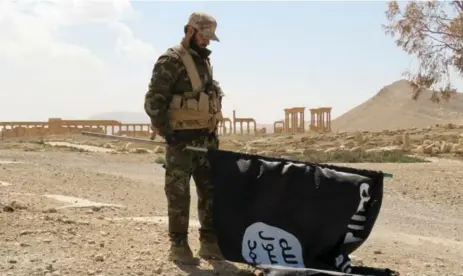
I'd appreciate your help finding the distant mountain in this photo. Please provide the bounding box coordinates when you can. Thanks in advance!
[331,79,463,132]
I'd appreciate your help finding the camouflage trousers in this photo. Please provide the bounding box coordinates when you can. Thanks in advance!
[164,132,219,244]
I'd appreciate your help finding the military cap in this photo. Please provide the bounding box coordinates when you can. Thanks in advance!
[187,12,219,42]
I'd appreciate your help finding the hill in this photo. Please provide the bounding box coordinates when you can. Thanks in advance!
[331,79,463,132]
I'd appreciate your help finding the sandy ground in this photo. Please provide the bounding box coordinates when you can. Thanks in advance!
[0,139,462,276]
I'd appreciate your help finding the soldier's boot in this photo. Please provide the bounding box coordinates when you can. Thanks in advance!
[168,238,200,265]
[198,240,224,260]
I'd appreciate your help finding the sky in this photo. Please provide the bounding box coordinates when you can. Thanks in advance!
[1,0,461,124]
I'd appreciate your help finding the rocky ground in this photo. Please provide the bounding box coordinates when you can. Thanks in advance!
[0,126,462,276]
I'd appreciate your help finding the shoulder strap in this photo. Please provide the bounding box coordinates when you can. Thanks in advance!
[171,44,203,92]
[205,58,213,81]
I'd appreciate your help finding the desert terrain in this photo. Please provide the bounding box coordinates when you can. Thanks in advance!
[1,80,463,276]
[1,125,463,276]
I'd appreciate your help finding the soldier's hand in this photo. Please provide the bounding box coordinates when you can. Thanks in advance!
[149,124,157,140]
[165,133,187,150]
[164,133,176,145]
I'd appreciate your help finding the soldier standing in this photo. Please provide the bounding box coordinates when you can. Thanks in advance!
[144,12,224,265]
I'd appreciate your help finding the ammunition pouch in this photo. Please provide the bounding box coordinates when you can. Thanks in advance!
[168,43,223,133]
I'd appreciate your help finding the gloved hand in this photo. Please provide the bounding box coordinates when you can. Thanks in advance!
[164,134,174,145]
[164,132,188,150]
[208,131,219,150]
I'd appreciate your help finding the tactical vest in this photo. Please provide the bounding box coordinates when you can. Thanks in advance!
[168,44,223,132]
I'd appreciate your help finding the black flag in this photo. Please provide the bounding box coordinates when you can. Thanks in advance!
[207,149,385,275]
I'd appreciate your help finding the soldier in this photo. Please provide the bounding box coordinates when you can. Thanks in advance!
[144,12,224,265]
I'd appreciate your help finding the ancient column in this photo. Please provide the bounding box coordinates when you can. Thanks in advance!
[233,110,236,134]
[284,111,289,133]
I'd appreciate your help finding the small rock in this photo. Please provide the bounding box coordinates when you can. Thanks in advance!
[324,147,337,153]
[344,141,355,148]
[423,139,432,146]
[444,123,455,129]
[153,146,165,153]
[102,143,113,149]
[440,142,453,153]
[391,135,402,145]
[45,264,54,271]
[10,201,27,210]
[244,146,258,154]
[2,206,14,212]
[423,144,434,154]
[122,142,132,151]
[19,230,35,236]
[43,208,57,213]
[56,217,75,224]
[130,148,150,154]
[94,254,104,262]
[451,143,463,153]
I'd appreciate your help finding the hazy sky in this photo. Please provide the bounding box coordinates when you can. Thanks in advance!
[1,0,461,124]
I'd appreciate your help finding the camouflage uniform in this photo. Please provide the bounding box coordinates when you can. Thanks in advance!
[144,12,224,265]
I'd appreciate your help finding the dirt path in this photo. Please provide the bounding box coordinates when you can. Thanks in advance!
[1,149,462,276]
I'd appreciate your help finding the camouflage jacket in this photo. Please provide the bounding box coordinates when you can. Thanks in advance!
[144,46,222,139]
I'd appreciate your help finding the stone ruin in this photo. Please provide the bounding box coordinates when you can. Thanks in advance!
[274,106,332,134]
[0,107,332,139]
[0,118,153,139]
[218,110,260,135]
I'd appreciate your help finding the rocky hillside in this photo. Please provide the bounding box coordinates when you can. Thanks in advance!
[331,80,463,132]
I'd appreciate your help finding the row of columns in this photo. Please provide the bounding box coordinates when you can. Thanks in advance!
[0,121,153,138]
[284,107,305,133]
[280,107,332,133]
[309,107,332,132]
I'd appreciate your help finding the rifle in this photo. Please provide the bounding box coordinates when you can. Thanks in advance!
[80,131,393,178]
[80,131,206,152]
